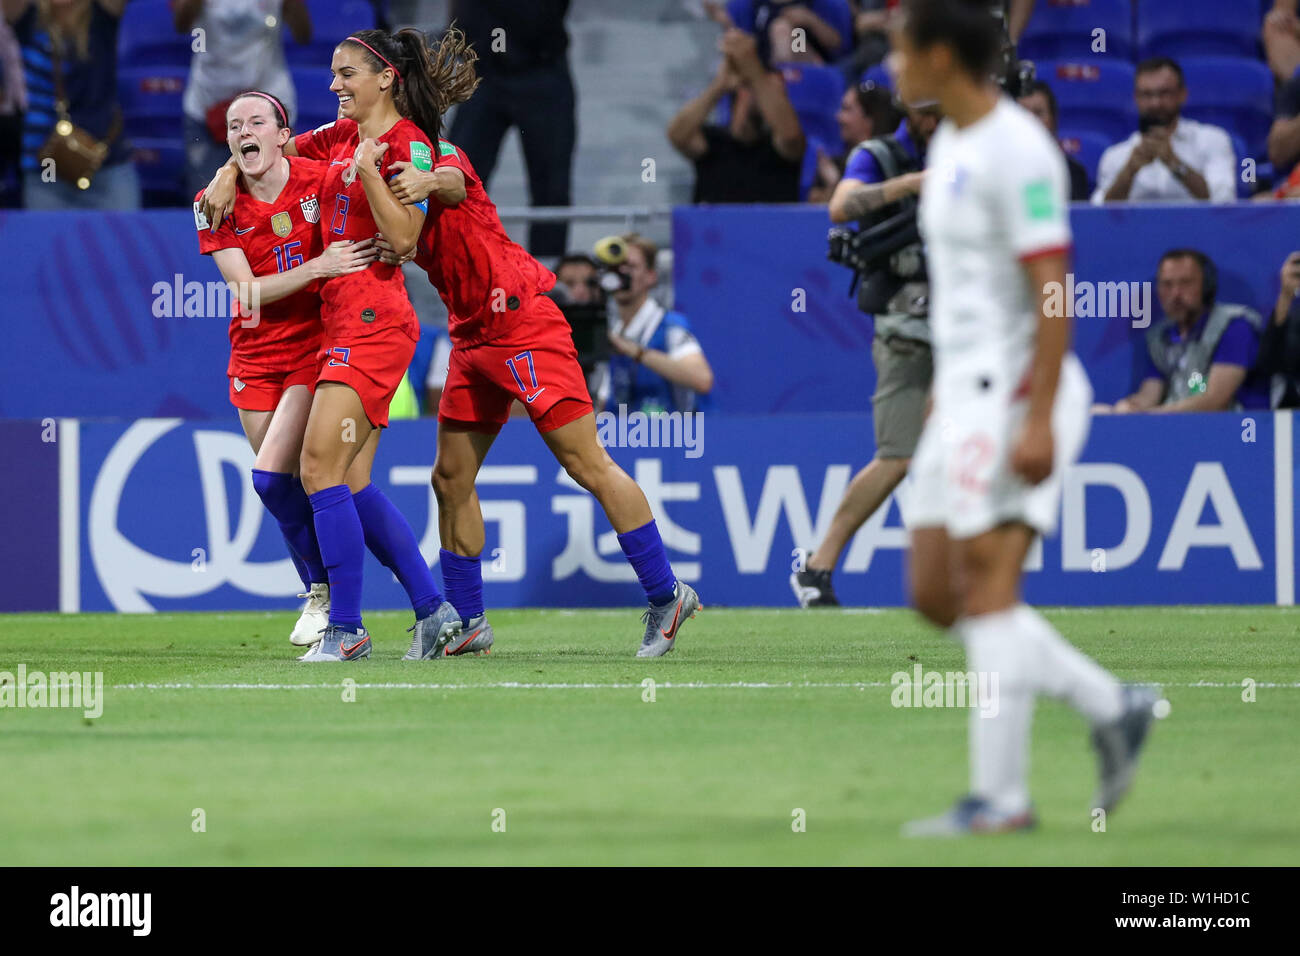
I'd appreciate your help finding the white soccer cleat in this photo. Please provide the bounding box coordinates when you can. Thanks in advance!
[290,583,330,646]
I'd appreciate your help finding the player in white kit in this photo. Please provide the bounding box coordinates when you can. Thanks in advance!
[894,0,1163,835]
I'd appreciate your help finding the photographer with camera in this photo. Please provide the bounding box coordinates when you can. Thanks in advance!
[583,234,714,415]
[791,102,938,608]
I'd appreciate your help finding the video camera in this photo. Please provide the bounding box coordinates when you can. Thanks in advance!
[551,235,636,374]
[827,1,1033,316]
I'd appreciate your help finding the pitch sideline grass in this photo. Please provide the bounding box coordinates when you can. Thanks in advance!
[0,607,1296,865]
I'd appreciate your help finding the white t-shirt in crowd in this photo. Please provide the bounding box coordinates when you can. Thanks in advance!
[1091,116,1237,204]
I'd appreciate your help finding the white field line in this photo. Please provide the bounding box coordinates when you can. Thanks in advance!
[103,680,1300,692]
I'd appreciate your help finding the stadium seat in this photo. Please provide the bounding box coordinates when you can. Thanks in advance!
[285,0,376,67]
[1180,57,1274,160]
[118,66,188,141]
[780,65,844,153]
[132,137,186,207]
[1137,0,1261,60]
[118,0,191,68]
[1017,0,1134,63]
[292,68,340,132]
[1056,128,1110,192]
[1034,60,1137,146]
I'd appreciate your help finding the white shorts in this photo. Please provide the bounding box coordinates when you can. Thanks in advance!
[905,351,1092,540]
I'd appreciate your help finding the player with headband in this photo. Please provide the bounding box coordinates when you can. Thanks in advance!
[194,89,380,648]
[200,30,464,662]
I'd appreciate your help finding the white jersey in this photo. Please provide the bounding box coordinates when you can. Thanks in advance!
[919,96,1071,382]
[908,97,1090,540]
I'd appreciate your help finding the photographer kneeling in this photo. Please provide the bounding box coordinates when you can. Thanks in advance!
[792,103,940,608]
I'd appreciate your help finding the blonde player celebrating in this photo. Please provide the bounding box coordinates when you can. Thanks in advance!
[895,0,1162,835]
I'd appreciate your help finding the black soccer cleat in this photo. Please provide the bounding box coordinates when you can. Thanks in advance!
[790,567,840,607]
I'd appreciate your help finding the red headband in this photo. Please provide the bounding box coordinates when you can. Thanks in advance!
[235,91,288,126]
[347,36,403,82]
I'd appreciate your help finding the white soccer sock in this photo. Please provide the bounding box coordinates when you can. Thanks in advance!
[956,608,1034,817]
[1013,603,1123,725]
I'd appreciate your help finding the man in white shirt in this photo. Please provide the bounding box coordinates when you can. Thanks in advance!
[1092,56,1237,204]
[893,0,1163,837]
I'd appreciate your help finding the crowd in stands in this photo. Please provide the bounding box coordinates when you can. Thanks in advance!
[5,2,1300,415]
[665,0,1300,412]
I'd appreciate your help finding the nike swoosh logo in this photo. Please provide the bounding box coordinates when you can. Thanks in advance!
[341,633,369,655]
[525,388,546,404]
[330,159,348,166]
[448,628,483,655]
[233,226,255,235]
[659,602,682,641]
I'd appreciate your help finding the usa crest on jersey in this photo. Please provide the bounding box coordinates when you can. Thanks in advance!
[299,195,320,224]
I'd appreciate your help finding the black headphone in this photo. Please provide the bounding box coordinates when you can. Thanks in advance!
[1159,249,1218,308]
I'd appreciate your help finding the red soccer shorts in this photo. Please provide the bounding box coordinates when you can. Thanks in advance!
[315,325,419,428]
[439,294,594,433]
[228,361,318,412]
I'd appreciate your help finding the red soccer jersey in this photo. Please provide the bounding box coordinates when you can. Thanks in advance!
[195,155,327,376]
[414,139,558,348]
[293,116,428,338]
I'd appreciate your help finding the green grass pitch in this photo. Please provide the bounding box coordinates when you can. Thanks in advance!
[1,607,1296,865]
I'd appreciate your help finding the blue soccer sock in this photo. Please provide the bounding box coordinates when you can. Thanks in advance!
[252,469,328,585]
[282,535,313,591]
[352,483,442,620]
[440,549,485,626]
[309,484,365,632]
[617,519,677,606]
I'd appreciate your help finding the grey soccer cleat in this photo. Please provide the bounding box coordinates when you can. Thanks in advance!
[902,795,1037,837]
[636,582,701,658]
[438,615,495,657]
[298,624,371,662]
[402,601,463,660]
[1090,684,1164,813]
[790,568,840,607]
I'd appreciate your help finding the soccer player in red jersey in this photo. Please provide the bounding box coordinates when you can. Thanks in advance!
[196,90,378,647]
[381,41,702,658]
[201,32,468,662]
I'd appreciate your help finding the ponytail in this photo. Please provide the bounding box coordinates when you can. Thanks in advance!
[344,26,480,142]
[391,25,480,141]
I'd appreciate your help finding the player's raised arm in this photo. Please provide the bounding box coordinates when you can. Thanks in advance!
[387,161,466,206]
[211,241,378,312]
[354,138,426,258]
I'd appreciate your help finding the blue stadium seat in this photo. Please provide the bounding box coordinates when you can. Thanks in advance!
[780,65,844,153]
[1180,57,1274,159]
[118,0,191,67]
[1138,0,1261,59]
[1056,127,1110,191]
[292,68,340,132]
[285,0,377,67]
[131,137,186,206]
[118,66,188,141]
[1034,60,1137,145]
[1017,0,1134,63]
